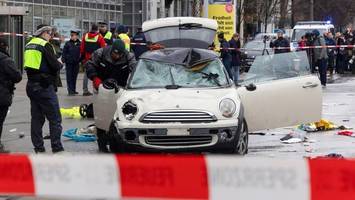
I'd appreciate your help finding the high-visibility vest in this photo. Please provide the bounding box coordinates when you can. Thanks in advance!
[119,33,130,51]
[84,34,100,53]
[103,31,113,45]
[24,37,48,71]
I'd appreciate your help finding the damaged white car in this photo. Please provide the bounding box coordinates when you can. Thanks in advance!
[93,17,322,154]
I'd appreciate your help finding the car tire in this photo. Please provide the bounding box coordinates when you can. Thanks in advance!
[107,122,125,153]
[234,119,249,155]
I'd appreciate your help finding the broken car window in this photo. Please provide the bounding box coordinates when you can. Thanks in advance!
[129,59,228,89]
[241,51,311,84]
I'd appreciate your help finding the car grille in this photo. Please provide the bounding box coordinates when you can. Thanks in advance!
[144,135,213,147]
[140,110,217,123]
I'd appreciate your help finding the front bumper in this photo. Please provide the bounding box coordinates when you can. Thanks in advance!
[112,125,240,152]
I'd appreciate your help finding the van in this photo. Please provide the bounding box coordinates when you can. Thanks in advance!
[291,21,335,51]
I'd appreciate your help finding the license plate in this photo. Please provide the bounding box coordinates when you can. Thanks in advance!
[167,129,189,136]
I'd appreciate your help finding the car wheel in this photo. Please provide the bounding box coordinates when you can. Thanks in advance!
[234,119,249,155]
[107,122,125,153]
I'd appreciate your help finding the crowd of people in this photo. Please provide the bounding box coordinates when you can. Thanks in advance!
[297,28,355,86]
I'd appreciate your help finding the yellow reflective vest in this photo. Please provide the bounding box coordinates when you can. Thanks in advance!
[24,37,48,70]
[118,33,130,51]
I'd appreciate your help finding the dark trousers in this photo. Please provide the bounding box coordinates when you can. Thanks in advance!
[26,82,64,153]
[65,63,79,94]
[222,58,232,80]
[336,54,346,74]
[317,58,327,86]
[0,106,9,141]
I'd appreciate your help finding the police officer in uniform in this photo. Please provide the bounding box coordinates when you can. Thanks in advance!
[131,27,149,59]
[117,25,131,52]
[85,39,136,152]
[99,22,113,45]
[24,24,64,153]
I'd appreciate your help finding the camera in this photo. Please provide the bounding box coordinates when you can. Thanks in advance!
[263,35,270,43]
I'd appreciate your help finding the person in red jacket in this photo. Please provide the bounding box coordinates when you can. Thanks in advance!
[80,24,106,96]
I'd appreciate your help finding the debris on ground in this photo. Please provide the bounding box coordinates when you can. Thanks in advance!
[19,132,25,138]
[305,147,314,153]
[281,138,303,144]
[60,104,95,119]
[43,135,50,140]
[63,125,97,142]
[298,119,351,132]
[9,128,17,133]
[60,107,82,119]
[314,153,344,159]
[280,129,307,144]
[338,125,353,130]
[338,130,355,137]
[250,132,267,136]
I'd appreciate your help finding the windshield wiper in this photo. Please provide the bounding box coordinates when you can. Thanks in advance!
[198,72,222,87]
[165,85,182,89]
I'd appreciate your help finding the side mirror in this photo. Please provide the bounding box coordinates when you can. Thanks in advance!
[245,83,257,91]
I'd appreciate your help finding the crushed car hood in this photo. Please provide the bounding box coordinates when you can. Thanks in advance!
[140,48,218,67]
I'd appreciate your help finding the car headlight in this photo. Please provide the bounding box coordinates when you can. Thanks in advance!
[219,98,236,118]
[122,101,138,120]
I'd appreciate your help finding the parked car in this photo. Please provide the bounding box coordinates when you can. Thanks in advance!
[93,17,322,154]
[241,36,275,72]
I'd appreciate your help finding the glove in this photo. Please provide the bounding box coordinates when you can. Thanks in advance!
[93,77,102,90]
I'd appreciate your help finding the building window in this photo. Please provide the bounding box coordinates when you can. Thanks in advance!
[76,1,82,7]
[52,0,60,5]
[34,5,42,17]
[60,0,68,6]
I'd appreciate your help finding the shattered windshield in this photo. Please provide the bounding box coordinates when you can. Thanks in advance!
[129,59,229,89]
[241,51,311,84]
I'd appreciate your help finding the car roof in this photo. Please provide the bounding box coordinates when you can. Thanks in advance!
[139,48,219,68]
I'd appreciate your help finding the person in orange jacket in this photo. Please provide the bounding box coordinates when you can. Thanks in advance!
[80,24,106,96]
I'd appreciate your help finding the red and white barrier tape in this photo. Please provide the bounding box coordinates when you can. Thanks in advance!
[1,31,355,51]
[0,154,354,200]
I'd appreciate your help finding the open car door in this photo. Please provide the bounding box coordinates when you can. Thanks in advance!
[238,51,322,132]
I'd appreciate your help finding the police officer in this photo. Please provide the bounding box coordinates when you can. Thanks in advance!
[85,39,136,152]
[0,38,22,153]
[117,25,131,52]
[99,22,113,45]
[131,27,149,59]
[24,24,64,153]
[62,30,81,95]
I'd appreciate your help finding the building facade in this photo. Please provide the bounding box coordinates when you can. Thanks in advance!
[2,0,124,37]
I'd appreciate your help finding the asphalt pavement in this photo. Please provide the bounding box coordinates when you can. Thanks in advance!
[2,73,355,157]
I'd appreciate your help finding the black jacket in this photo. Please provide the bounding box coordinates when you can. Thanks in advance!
[229,38,241,66]
[131,31,149,59]
[0,50,22,106]
[219,39,232,60]
[270,37,290,54]
[62,39,81,65]
[85,46,136,87]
